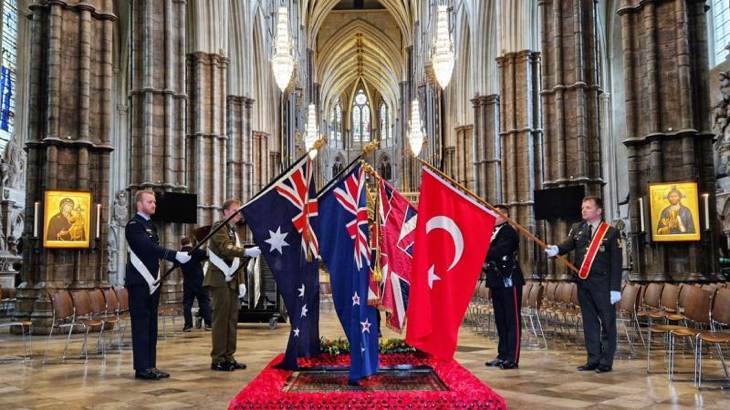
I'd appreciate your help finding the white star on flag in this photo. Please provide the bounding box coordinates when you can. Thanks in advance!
[360,318,371,333]
[300,304,308,318]
[293,328,300,337]
[352,292,360,306]
[298,284,305,298]
[264,226,290,254]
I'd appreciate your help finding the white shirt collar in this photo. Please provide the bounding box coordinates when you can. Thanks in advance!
[137,212,150,221]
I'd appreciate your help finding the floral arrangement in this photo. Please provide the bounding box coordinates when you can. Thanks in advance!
[319,337,417,355]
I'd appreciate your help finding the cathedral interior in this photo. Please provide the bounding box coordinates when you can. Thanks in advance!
[1,0,730,407]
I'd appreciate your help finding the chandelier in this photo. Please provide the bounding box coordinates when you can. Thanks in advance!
[272,6,294,92]
[408,99,424,157]
[431,4,454,89]
[305,103,319,159]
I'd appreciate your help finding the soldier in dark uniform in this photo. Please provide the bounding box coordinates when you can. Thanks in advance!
[546,196,622,373]
[180,237,212,332]
[125,190,191,380]
[204,199,261,371]
[483,205,524,370]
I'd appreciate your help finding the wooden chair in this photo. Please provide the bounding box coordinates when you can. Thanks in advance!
[44,291,90,363]
[616,284,644,354]
[70,290,106,357]
[0,289,33,363]
[522,284,547,349]
[114,288,132,347]
[102,288,124,350]
[695,288,730,389]
[666,287,714,380]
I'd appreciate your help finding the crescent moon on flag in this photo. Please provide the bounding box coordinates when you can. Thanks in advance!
[426,216,464,271]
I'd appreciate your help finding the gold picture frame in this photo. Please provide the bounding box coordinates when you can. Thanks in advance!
[649,181,701,242]
[43,190,92,249]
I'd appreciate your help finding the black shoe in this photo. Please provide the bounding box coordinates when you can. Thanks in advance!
[135,368,161,380]
[500,361,519,370]
[151,368,170,378]
[211,362,234,371]
[183,326,192,333]
[204,324,212,331]
[577,363,599,371]
[595,365,612,373]
[485,359,505,367]
[228,361,247,370]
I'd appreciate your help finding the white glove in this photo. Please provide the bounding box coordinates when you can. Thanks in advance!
[238,283,247,299]
[545,245,559,257]
[610,291,621,305]
[175,251,191,264]
[244,246,261,258]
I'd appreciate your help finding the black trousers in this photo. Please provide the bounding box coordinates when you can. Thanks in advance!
[127,285,160,372]
[490,285,523,364]
[577,283,617,367]
[183,280,211,328]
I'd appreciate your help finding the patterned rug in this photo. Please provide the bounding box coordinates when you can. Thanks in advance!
[230,352,507,409]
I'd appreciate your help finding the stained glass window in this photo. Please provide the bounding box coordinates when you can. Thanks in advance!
[0,0,18,153]
[352,89,370,144]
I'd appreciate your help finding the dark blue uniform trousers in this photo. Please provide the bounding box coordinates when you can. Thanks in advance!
[128,285,160,372]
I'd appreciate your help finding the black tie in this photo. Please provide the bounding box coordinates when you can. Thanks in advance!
[588,224,593,238]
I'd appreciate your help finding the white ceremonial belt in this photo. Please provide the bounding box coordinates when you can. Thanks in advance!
[208,250,240,282]
[129,249,160,295]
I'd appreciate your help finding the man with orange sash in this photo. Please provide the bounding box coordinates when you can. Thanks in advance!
[545,196,622,373]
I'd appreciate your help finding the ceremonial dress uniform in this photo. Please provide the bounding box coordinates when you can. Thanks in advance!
[181,245,211,330]
[204,220,251,370]
[556,221,622,370]
[483,222,524,369]
[125,213,178,379]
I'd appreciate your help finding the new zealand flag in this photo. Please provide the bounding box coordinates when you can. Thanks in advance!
[241,156,320,369]
[319,164,379,382]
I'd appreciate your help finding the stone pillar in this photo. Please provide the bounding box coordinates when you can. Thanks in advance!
[497,51,543,276]
[472,95,501,204]
[186,52,228,226]
[252,131,269,193]
[128,0,187,300]
[620,0,716,281]
[454,125,473,189]
[17,0,115,330]
[226,96,254,203]
[539,0,604,278]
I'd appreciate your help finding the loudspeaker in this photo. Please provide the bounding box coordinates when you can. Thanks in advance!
[534,186,585,221]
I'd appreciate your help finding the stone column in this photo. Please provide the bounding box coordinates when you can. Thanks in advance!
[454,125,474,189]
[186,52,228,226]
[226,96,254,203]
[620,0,717,281]
[17,0,115,330]
[497,51,543,276]
[472,95,501,204]
[539,0,604,278]
[128,0,187,300]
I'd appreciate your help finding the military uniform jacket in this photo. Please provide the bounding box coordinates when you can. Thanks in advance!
[125,214,177,287]
[202,220,250,290]
[483,223,525,289]
[180,246,207,285]
[557,222,622,292]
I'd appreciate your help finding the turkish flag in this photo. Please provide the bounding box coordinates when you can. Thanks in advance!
[405,166,497,360]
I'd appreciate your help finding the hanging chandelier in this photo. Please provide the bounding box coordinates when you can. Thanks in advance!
[305,103,319,159]
[272,6,294,92]
[431,4,454,89]
[408,99,424,157]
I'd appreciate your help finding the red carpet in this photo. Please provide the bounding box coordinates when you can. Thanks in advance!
[230,353,507,409]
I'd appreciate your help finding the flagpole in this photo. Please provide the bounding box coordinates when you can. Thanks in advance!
[154,138,327,285]
[317,141,379,197]
[416,158,580,275]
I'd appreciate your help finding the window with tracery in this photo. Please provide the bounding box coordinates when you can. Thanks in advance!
[329,101,342,145]
[352,89,370,143]
[0,0,18,153]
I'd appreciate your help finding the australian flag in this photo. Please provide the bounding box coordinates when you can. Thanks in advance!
[319,164,379,382]
[241,155,320,369]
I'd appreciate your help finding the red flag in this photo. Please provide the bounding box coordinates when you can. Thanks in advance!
[377,178,418,333]
[405,167,497,359]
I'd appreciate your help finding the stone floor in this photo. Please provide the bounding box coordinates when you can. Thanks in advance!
[0,308,729,409]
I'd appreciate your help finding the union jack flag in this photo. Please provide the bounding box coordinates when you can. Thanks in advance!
[333,166,370,270]
[275,157,320,257]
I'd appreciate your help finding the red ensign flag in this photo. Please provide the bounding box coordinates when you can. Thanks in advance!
[405,166,497,359]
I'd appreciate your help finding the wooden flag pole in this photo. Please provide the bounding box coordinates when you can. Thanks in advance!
[416,158,580,275]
